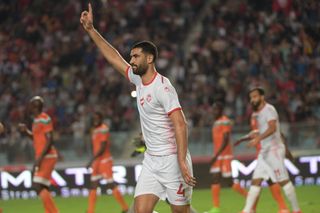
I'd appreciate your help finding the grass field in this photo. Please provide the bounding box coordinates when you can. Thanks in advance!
[1,186,319,213]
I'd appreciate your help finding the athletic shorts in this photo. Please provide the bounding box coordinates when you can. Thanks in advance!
[134,152,193,206]
[252,146,289,182]
[210,156,233,177]
[91,157,113,182]
[33,155,57,187]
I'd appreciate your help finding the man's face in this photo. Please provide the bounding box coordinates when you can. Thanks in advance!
[213,105,222,119]
[29,100,41,116]
[93,114,101,127]
[130,48,149,76]
[250,90,263,111]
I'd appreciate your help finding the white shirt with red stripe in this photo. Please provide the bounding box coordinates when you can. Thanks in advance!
[126,66,181,155]
[252,103,284,153]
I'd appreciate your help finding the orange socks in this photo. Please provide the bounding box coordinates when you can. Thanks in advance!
[39,189,58,213]
[232,183,248,197]
[87,189,97,213]
[112,187,128,211]
[211,184,220,208]
[269,184,288,210]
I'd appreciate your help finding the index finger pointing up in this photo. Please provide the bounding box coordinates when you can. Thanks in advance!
[88,3,92,14]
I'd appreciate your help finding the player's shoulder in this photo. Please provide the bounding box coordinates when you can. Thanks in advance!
[34,112,51,124]
[214,115,232,127]
[96,123,110,133]
[265,103,277,114]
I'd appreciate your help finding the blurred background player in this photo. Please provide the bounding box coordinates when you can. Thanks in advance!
[235,117,291,212]
[206,102,247,213]
[241,88,301,213]
[80,3,195,213]
[86,112,128,213]
[18,96,59,213]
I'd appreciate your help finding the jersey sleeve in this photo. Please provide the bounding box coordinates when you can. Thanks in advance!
[222,120,232,133]
[156,79,182,115]
[126,66,141,86]
[265,106,278,122]
[42,116,53,133]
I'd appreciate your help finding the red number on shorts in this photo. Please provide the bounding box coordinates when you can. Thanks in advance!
[177,183,185,196]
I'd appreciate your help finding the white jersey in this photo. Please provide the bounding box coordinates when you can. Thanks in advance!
[252,103,284,152]
[126,66,181,155]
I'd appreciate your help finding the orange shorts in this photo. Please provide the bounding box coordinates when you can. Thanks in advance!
[91,157,113,182]
[33,157,57,186]
[210,157,232,177]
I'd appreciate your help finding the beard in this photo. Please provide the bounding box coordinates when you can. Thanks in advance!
[132,63,148,76]
[251,99,262,111]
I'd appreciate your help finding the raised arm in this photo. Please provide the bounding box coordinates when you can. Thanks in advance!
[170,110,196,187]
[80,3,130,76]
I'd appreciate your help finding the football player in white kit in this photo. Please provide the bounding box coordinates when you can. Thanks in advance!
[241,87,301,213]
[80,3,196,213]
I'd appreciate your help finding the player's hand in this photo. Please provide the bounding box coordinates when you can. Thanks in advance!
[179,161,196,187]
[18,123,27,133]
[247,136,260,148]
[80,3,94,31]
[32,159,41,174]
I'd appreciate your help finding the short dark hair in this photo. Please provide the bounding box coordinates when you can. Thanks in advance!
[30,96,44,111]
[249,87,265,96]
[131,41,158,62]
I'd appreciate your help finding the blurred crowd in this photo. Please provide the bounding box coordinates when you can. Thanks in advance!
[0,0,319,163]
[174,0,320,127]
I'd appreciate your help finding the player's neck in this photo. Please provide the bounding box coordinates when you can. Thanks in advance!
[141,67,157,86]
[257,101,266,112]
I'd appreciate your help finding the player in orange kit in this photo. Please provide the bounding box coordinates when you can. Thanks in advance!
[86,112,128,213]
[19,96,59,213]
[206,102,247,213]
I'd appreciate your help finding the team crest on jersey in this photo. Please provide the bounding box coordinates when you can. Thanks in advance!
[140,97,145,106]
[164,86,170,92]
[146,94,152,102]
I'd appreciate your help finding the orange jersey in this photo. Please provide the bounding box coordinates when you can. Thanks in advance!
[212,115,232,157]
[91,123,111,159]
[32,112,57,158]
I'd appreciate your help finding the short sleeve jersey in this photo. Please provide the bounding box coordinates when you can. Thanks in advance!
[212,115,232,157]
[126,66,182,155]
[252,103,283,152]
[92,123,111,159]
[32,112,57,158]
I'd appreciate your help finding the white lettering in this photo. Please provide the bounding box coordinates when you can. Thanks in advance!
[113,166,127,184]
[1,171,31,188]
[299,156,320,174]
[231,160,257,177]
[65,168,89,186]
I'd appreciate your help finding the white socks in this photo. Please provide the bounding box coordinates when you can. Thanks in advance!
[242,185,261,212]
[282,182,300,212]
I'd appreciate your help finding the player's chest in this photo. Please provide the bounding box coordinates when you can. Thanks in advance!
[136,86,159,112]
[32,123,43,134]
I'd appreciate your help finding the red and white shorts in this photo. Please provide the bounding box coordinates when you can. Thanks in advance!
[134,152,193,206]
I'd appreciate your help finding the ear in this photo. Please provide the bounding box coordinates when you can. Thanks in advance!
[147,54,154,64]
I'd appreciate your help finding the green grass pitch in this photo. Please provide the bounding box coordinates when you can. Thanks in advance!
[1,186,319,212]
